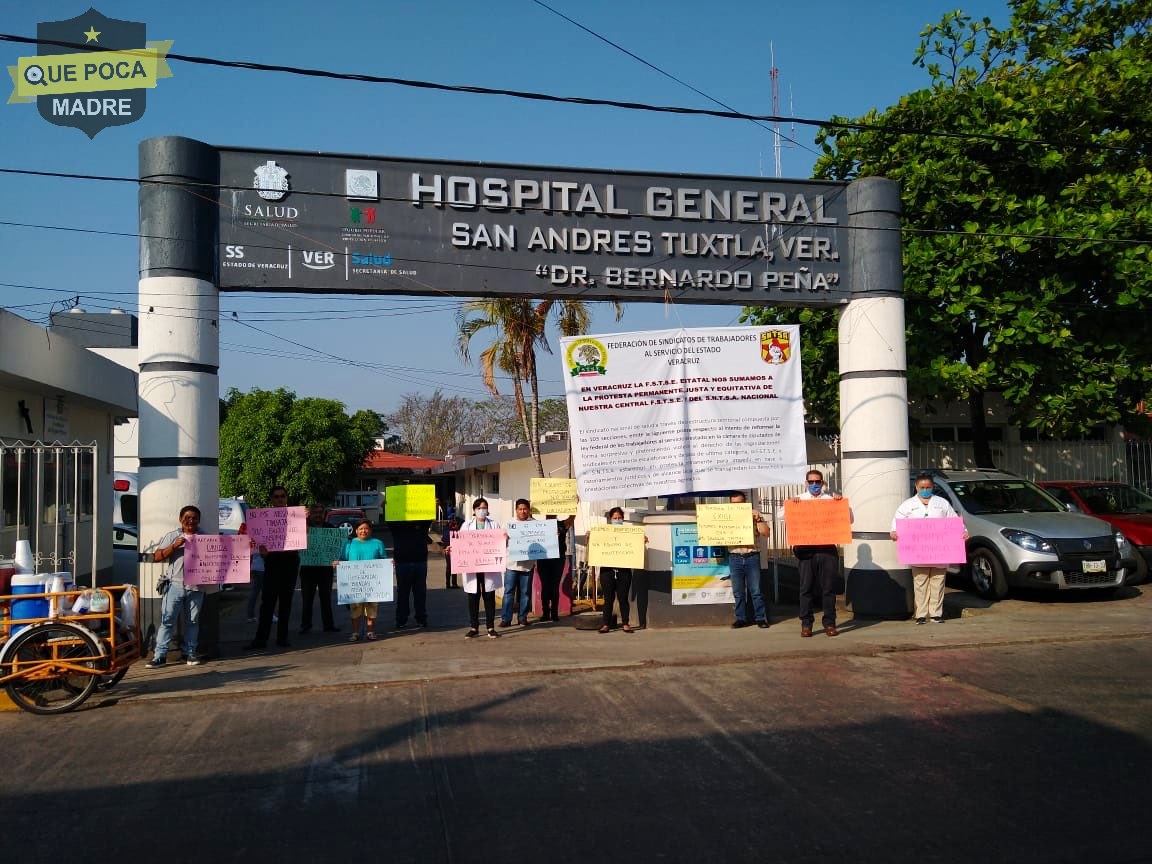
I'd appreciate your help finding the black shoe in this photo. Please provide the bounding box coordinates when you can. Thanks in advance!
[486,628,499,639]
[731,620,750,629]
[298,627,312,635]
[244,642,266,651]
[498,620,512,628]
[756,620,770,629]
[395,621,412,630]
[144,657,166,668]
[930,616,945,624]
[465,628,479,638]
[418,620,429,628]
[518,618,530,627]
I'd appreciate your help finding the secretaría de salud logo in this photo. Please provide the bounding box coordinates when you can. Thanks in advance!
[7,8,173,138]
[565,338,608,377]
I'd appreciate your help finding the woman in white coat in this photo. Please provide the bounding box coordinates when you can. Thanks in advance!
[451,497,502,639]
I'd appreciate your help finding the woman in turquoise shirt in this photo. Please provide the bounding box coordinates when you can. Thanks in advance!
[336,519,388,641]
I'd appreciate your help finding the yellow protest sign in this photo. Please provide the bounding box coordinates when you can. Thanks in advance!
[529,478,578,514]
[384,484,436,521]
[587,525,646,569]
[695,503,754,546]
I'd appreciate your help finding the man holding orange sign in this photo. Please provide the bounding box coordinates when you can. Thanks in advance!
[786,470,851,638]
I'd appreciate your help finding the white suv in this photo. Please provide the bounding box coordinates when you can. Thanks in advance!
[924,469,1130,599]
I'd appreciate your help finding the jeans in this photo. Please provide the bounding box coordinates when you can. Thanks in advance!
[153,582,203,660]
[728,552,766,623]
[501,568,533,623]
[395,560,428,626]
[246,569,264,619]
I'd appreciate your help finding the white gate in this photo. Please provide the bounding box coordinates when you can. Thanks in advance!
[0,440,99,584]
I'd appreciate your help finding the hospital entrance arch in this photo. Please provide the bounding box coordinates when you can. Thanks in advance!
[137,136,909,617]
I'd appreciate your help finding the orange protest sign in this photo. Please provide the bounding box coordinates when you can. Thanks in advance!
[783,498,852,546]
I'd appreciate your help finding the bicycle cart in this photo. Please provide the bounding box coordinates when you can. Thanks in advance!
[0,584,142,715]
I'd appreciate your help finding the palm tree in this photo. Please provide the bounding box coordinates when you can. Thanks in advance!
[456,297,620,476]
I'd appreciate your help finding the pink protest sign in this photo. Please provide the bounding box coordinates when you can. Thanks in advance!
[246,506,308,551]
[184,534,251,586]
[449,529,507,574]
[895,517,967,565]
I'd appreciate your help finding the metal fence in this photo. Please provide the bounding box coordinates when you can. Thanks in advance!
[0,440,99,582]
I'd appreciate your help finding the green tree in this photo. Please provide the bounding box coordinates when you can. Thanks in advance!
[219,387,382,506]
[457,298,617,476]
[746,0,1152,465]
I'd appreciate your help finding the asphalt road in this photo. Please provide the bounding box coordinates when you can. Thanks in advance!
[2,632,1149,863]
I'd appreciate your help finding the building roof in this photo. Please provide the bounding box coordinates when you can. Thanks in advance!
[362,450,444,473]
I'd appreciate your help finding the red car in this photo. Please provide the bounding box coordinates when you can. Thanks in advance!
[1039,481,1152,584]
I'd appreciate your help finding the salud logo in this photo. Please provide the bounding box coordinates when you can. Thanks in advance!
[254,161,290,201]
[7,9,174,138]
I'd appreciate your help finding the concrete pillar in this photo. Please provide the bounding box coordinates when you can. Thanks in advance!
[137,137,221,654]
[839,177,911,617]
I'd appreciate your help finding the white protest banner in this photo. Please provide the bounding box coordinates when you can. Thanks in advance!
[696,503,755,546]
[528,478,578,515]
[561,326,807,498]
[246,506,308,551]
[587,525,646,569]
[507,519,560,561]
[449,529,508,574]
[300,527,347,567]
[184,535,251,586]
[336,558,395,604]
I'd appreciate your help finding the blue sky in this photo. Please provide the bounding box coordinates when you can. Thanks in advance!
[1,0,1007,419]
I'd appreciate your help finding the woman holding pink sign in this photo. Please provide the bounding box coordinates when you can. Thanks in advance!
[451,497,502,639]
[145,505,206,668]
[890,472,967,625]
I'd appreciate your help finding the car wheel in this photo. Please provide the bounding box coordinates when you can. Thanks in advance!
[969,547,1009,600]
[1125,552,1148,586]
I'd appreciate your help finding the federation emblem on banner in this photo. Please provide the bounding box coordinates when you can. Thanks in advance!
[760,329,792,364]
[565,337,608,377]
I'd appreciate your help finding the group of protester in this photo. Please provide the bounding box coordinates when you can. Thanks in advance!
[144,472,964,667]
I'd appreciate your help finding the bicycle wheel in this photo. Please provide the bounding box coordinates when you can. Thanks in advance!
[96,667,128,691]
[3,623,100,715]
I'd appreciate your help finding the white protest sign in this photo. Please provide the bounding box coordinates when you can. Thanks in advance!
[336,558,395,604]
[561,326,807,498]
[507,519,560,561]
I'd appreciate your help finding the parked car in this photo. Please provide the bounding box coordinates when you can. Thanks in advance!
[921,469,1132,599]
[112,523,139,585]
[113,471,138,527]
[218,498,249,534]
[324,507,367,537]
[1039,481,1152,584]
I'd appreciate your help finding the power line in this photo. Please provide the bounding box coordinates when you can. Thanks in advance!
[0,31,1140,155]
[530,0,819,160]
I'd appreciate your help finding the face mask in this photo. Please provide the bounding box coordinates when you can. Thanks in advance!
[808,483,823,495]
[474,508,489,519]
[610,518,623,525]
[917,488,933,500]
